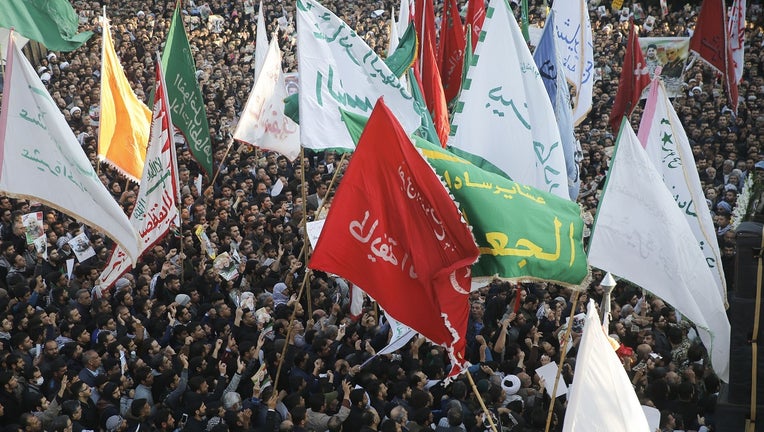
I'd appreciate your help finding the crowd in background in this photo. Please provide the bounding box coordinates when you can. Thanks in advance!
[1,0,763,431]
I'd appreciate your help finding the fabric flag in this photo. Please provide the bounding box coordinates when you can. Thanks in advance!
[0,0,93,52]
[309,99,479,376]
[414,0,450,146]
[377,311,416,356]
[388,8,401,56]
[563,300,650,431]
[161,5,213,175]
[608,20,650,135]
[689,0,738,113]
[449,0,568,199]
[466,0,486,52]
[0,33,138,265]
[339,109,588,288]
[99,57,181,289]
[254,1,268,81]
[588,119,730,382]
[234,37,300,161]
[551,0,594,125]
[0,29,28,63]
[98,11,152,183]
[533,10,582,200]
[295,0,424,150]
[437,0,466,103]
[397,0,414,36]
[727,0,746,84]
[637,77,728,307]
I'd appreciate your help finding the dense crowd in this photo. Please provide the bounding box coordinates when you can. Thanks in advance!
[1,0,763,431]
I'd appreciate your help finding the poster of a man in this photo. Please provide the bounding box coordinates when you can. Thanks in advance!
[639,37,690,98]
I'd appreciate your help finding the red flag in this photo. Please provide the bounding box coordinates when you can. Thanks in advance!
[690,0,738,113]
[466,0,486,52]
[415,0,450,146]
[609,20,651,134]
[309,99,479,377]
[438,0,466,103]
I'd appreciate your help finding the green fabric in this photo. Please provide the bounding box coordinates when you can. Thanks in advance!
[340,110,589,287]
[384,24,417,78]
[160,6,213,175]
[0,0,93,51]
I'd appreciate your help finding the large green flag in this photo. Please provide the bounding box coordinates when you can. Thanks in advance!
[339,108,589,288]
[161,6,212,175]
[0,0,92,52]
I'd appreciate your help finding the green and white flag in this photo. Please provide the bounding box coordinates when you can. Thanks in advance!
[0,0,93,52]
[296,0,424,150]
[161,6,213,175]
[449,0,568,199]
[638,78,728,307]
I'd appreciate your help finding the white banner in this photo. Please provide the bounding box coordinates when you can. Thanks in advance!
[563,300,650,431]
[728,0,746,83]
[551,0,594,125]
[638,79,727,307]
[0,33,139,264]
[98,57,180,289]
[449,0,567,199]
[296,0,423,150]
[588,121,730,382]
[254,0,268,81]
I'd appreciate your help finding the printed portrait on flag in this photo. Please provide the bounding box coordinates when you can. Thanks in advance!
[639,37,690,98]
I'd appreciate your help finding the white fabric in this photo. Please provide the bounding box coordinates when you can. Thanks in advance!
[98,58,180,288]
[727,0,746,83]
[588,121,730,382]
[254,0,268,81]
[448,0,567,198]
[0,28,28,63]
[550,0,594,125]
[377,310,416,355]
[234,38,300,160]
[563,300,650,431]
[0,34,139,264]
[296,0,422,150]
[637,78,727,306]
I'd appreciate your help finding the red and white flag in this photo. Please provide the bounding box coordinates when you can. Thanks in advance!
[609,20,651,134]
[98,56,180,290]
[690,0,738,112]
[437,0,466,103]
[466,0,486,52]
[309,99,479,377]
[727,0,746,84]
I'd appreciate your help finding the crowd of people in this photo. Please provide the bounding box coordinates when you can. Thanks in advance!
[1,0,763,431]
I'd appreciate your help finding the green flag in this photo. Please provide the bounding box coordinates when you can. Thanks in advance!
[339,108,589,288]
[161,6,212,175]
[0,0,92,52]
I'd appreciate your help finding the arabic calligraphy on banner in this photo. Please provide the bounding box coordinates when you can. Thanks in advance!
[349,210,418,279]
[415,137,588,287]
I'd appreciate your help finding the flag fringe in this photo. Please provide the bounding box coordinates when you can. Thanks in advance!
[98,155,141,183]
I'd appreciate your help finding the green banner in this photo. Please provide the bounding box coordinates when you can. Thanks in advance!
[0,0,92,52]
[161,6,212,175]
[339,108,589,288]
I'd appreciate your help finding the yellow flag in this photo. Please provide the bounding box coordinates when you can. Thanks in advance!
[98,12,151,182]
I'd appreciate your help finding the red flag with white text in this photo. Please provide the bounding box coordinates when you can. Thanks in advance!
[690,0,738,112]
[309,99,479,376]
[466,0,486,52]
[609,20,650,134]
[438,0,466,103]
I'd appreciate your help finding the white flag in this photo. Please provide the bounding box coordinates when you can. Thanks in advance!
[638,78,727,307]
[563,300,650,431]
[0,33,139,264]
[98,56,180,289]
[234,37,300,161]
[254,0,268,81]
[388,8,400,57]
[296,0,423,150]
[378,310,416,356]
[0,28,28,63]
[449,0,568,199]
[727,0,745,83]
[588,120,730,382]
[551,0,594,125]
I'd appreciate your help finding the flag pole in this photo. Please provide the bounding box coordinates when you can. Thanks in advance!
[299,147,312,317]
[205,138,234,195]
[544,290,581,432]
[274,266,314,389]
[312,151,347,221]
[465,371,499,432]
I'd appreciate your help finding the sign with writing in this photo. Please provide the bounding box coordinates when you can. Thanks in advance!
[295,0,424,150]
[450,0,568,199]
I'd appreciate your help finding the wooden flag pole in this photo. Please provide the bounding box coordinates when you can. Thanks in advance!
[312,152,347,222]
[299,148,312,317]
[544,290,581,432]
[273,266,313,389]
[466,371,499,432]
[205,138,234,195]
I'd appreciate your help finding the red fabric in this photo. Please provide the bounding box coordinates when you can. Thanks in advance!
[466,0,486,52]
[690,0,739,113]
[609,20,651,135]
[438,0,466,103]
[415,0,450,147]
[309,99,478,376]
